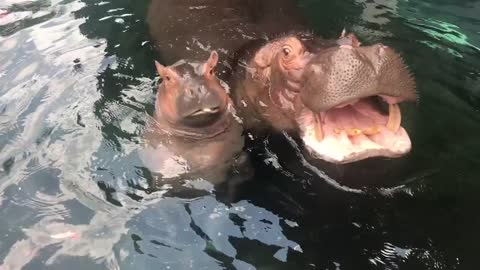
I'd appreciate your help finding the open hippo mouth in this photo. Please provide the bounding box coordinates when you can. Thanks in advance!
[297,43,417,164]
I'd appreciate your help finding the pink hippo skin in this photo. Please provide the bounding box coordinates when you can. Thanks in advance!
[139,51,250,187]
[230,31,416,164]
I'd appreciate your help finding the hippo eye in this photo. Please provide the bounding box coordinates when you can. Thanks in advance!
[165,75,171,81]
[282,47,292,57]
[209,69,214,75]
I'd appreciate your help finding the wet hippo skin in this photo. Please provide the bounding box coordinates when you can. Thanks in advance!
[146,0,306,76]
[230,31,417,164]
[147,1,417,165]
[138,51,252,188]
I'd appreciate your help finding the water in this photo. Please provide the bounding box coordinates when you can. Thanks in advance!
[0,0,479,269]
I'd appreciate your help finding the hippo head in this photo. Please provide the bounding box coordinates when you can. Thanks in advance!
[297,34,417,164]
[253,36,311,91]
[154,51,230,137]
[247,32,416,164]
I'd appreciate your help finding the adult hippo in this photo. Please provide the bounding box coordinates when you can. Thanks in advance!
[139,51,252,190]
[230,31,417,164]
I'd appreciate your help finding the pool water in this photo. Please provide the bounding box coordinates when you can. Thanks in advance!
[1,0,480,269]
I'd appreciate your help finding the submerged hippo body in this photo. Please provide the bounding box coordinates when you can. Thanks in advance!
[230,31,417,164]
[146,0,305,77]
[139,51,251,188]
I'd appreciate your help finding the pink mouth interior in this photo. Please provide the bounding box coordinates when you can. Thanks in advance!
[299,98,411,164]
[323,99,386,138]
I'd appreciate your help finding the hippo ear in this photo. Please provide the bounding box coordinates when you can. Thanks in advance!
[206,50,219,69]
[155,61,168,77]
[155,60,178,84]
[204,51,219,77]
[337,30,361,47]
[253,41,282,68]
[251,42,283,84]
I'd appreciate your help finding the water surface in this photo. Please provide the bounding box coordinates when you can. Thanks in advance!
[1,0,480,269]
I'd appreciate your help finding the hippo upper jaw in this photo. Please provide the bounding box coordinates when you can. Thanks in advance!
[295,44,416,164]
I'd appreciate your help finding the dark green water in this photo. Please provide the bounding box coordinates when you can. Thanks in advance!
[1,0,479,269]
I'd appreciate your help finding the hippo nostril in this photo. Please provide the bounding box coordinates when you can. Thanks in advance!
[196,85,206,95]
[376,44,389,56]
[309,64,323,75]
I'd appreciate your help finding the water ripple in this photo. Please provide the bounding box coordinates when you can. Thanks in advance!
[0,0,479,269]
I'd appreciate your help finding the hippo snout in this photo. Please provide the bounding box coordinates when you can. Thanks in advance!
[300,45,416,112]
[295,42,417,164]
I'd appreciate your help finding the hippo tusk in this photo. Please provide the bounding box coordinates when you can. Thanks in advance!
[314,114,324,141]
[386,103,401,133]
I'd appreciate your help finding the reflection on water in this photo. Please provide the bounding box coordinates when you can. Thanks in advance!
[118,195,301,269]
[0,0,479,269]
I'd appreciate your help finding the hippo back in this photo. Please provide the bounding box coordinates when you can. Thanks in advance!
[146,0,306,77]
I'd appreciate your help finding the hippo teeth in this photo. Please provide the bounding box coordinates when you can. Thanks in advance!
[386,103,401,133]
[314,114,324,141]
[362,126,381,135]
[333,126,381,136]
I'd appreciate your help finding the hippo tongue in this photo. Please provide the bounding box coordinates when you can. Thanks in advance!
[298,98,411,164]
[321,99,402,135]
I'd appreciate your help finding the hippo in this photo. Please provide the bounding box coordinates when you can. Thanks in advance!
[146,0,417,165]
[139,51,252,188]
[229,31,416,164]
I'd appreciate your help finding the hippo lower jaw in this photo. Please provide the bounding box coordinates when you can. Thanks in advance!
[297,96,411,164]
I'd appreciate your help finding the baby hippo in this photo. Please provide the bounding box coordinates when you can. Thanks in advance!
[139,51,249,186]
